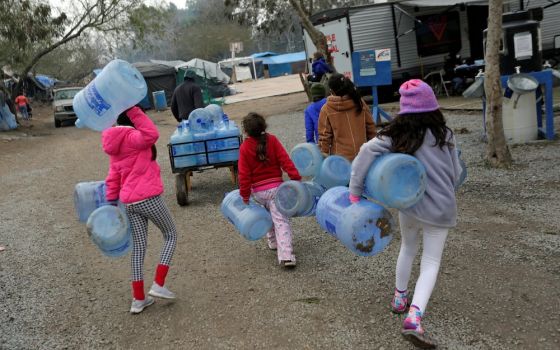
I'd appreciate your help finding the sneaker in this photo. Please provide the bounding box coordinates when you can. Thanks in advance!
[401,305,437,349]
[148,283,176,299]
[280,260,296,268]
[130,296,155,314]
[391,289,409,314]
[267,241,277,250]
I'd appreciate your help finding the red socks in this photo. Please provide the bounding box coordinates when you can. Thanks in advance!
[132,280,145,300]
[154,264,170,287]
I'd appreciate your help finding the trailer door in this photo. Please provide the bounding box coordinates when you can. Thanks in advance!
[304,17,354,80]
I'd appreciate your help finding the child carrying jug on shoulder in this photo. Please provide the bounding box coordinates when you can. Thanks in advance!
[348,79,463,348]
[102,106,178,314]
[238,112,302,268]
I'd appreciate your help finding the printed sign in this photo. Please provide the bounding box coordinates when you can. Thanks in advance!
[359,52,377,76]
[375,49,391,62]
[85,83,111,117]
[514,32,533,59]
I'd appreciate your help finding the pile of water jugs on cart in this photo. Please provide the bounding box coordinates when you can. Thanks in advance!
[169,104,240,168]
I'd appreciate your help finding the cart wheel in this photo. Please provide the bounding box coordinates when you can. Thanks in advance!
[229,165,239,186]
[175,173,189,206]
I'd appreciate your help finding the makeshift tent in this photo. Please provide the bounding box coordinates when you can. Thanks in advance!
[251,51,306,78]
[178,58,231,84]
[218,56,265,80]
[132,62,176,109]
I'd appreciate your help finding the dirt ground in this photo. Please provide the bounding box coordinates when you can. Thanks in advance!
[0,97,559,350]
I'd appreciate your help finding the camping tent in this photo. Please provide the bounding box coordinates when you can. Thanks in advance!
[251,51,306,78]
[132,62,176,109]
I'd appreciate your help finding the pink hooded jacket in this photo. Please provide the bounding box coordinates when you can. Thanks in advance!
[102,107,164,204]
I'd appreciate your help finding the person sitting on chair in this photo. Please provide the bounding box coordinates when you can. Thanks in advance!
[307,52,332,83]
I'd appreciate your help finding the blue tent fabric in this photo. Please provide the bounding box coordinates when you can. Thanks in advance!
[252,51,306,77]
[35,75,56,88]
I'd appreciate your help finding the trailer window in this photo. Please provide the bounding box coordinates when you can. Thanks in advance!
[415,11,462,57]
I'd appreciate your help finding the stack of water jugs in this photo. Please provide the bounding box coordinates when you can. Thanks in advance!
[169,104,241,168]
[74,181,132,257]
[71,59,149,257]
[221,141,436,257]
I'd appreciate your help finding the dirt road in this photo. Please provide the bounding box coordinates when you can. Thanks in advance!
[0,97,559,349]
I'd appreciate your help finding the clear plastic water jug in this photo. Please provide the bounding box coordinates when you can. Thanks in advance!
[314,155,351,190]
[363,154,426,209]
[290,143,324,177]
[86,205,132,257]
[170,122,197,168]
[209,120,240,163]
[74,181,107,222]
[73,59,147,131]
[205,104,224,127]
[274,180,325,217]
[316,186,394,256]
[188,108,212,132]
[193,126,216,165]
[220,190,273,241]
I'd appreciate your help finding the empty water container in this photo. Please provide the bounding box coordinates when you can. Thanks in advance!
[314,155,351,190]
[205,104,224,127]
[274,180,325,217]
[74,59,147,131]
[74,181,108,222]
[316,186,394,256]
[221,190,273,241]
[86,205,132,257]
[363,154,426,209]
[188,108,212,132]
[290,143,324,177]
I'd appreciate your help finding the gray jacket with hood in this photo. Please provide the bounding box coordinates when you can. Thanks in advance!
[349,130,462,228]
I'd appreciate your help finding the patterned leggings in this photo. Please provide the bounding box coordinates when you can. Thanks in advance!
[125,195,177,281]
[253,187,296,263]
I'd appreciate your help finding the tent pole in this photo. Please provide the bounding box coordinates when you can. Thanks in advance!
[252,57,257,81]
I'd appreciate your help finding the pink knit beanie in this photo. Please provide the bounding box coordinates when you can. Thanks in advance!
[398,79,440,115]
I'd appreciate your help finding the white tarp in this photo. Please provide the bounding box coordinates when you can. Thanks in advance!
[400,0,489,6]
[182,58,231,84]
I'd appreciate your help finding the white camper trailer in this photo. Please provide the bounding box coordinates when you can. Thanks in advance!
[303,0,560,90]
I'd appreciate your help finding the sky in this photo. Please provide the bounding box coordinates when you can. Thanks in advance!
[49,0,186,11]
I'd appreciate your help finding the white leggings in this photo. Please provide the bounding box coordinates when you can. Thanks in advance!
[396,212,449,313]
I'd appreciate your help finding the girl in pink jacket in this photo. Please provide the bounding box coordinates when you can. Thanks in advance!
[102,106,177,314]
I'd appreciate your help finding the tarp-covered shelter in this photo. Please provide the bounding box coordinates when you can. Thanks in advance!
[251,51,306,78]
[218,56,265,80]
[132,62,176,109]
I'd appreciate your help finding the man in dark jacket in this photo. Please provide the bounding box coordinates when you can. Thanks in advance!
[171,69,204,122]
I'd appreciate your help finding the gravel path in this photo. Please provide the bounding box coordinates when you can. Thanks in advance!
[0,104,558,349]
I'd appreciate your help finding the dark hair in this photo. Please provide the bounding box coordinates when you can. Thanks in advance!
[328,73,363,113]
[313,51,324,60]
[242,112,268,162]
[116,107,157,161]
[379,110,453,155]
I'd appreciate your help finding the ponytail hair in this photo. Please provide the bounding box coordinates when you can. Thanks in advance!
[242,112,268,162]
[328,73,363,114]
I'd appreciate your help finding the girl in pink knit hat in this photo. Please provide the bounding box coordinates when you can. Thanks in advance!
[349,79,464,348]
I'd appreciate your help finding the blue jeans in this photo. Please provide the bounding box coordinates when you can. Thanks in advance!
[18,105,29,120]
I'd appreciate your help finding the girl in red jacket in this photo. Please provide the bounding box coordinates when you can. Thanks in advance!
[238,112,301,267]
[102,106,178,314]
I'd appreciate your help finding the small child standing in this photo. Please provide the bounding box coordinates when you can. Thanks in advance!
[238,113,302,267]
[102,106,178,314]
[304,83,327,143]
[14,93,30,121]
[348,80,462,348]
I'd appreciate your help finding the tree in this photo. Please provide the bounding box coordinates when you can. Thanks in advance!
[483,0,512,167]
[224,1,369,63]
[0,0,140,96]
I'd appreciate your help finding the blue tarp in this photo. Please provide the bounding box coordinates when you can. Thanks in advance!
[261,51,306,65]
[251,51,306,77]
[35,75,56,88]
[251,52,278,59]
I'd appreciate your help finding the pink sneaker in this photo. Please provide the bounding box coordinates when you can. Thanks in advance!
[391,289,409,314]
[401,305,437,349]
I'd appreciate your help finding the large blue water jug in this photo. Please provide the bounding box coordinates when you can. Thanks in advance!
[73,59,147,131]
[314,155,351,190]
[188,108,212,132]
[193,127,216,165]
[316,186,394,256]
[290,143,324,177]
[170,123,197,168]
[210,122,240,163]
[152,91,166,111]
[221,190,273,241]
[274,180,325,217]
[363,154,426,209]
[86,205,132,257]
[205,104,224,127]
[74,181,108,222]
